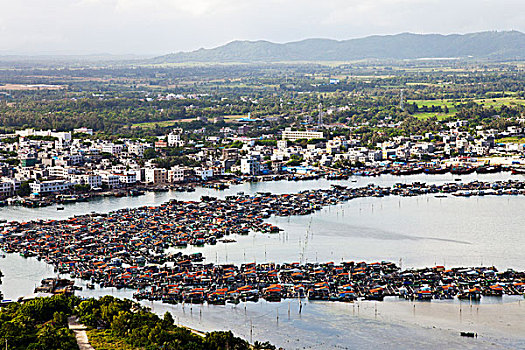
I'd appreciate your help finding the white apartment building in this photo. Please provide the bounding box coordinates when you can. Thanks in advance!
[117,172,137,185]
[144,168,168,184]
[112,165,127,173]
[101,143,124,155]
[70,174,103,189]
[194,168,214,180]
[168,167,185,183]
[73,127,94,135]
[0,182,13,198]
[127,143,148,157]
[167,132,185,147]
[240,157,260,175]
[16,129,72,141]
[0,178,19,198]
[98,172,121,189]
[48,166,76,178]
[281,128,323,141]
[277,140,288,150]
[30,180,71,194]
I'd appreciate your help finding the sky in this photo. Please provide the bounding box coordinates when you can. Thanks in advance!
[0,0,523,56]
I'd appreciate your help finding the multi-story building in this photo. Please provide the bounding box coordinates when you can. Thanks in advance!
[221,148,239,161]
[144,168,167,184]
[70,174,103,189]
[168,166,185,183]
[48,166,76,179]
[240,157,260,175]
[167,132,185,147]
[127,143,148,157]
[30,180,71,194]
[101,143,124,155]
[117,172,137,186]
[0,178,20,198]
[0,181,12,198]
[100,173,120,189]
[194,167,214,180]
[281,128,323,141]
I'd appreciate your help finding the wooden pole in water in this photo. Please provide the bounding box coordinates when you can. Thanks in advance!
[250,319,253,343]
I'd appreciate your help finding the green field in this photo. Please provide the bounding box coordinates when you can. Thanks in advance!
[88,329,134,350]
[131,119,195,129]
[408,97,525,121]
[408,99,457,120]
[473,97,525,108]
[131,115,247,129]
[495,137,525,144]
[407,99,458,110]
[409,96,525,110]
[412,112,453,121]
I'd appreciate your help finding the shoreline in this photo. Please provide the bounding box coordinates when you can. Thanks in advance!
[2,165,523,209]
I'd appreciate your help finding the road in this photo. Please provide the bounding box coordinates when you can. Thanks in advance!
[68,317,95,350]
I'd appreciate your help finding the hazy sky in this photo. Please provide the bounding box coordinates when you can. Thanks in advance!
[0,0,523,56]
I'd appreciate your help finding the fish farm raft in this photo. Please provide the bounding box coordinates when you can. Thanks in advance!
[1,180,525,304]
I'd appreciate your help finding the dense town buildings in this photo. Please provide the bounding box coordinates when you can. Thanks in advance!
[0,120,524,201]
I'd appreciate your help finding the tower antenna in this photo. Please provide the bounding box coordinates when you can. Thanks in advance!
[318,103,323,126]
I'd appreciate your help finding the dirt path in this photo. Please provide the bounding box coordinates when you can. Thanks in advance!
[68,317,95,350]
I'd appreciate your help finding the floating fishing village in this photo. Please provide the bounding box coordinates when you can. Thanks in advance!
[1,179,525,306]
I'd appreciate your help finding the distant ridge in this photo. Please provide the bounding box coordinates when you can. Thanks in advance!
[154,31,525,63]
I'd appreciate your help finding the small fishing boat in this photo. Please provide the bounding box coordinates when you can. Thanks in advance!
[511,167,525,175]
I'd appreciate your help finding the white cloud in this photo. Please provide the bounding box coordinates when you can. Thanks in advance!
[0,0,523,55]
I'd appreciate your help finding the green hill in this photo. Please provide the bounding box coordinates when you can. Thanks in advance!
[154,31,525,63]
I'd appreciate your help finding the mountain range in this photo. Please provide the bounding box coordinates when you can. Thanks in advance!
[154,31,525,63]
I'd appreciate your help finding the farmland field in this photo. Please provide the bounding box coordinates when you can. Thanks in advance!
[131,115,246,129]
[131,119,195,129]
[408,99,457,120]
[495,137,525,144]
[473,97,525,107]
[412,112,453,120]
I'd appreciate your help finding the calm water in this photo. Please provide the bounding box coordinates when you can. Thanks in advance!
[1,254,522,349]
[0,171,516,222]
[0,172,524,349]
